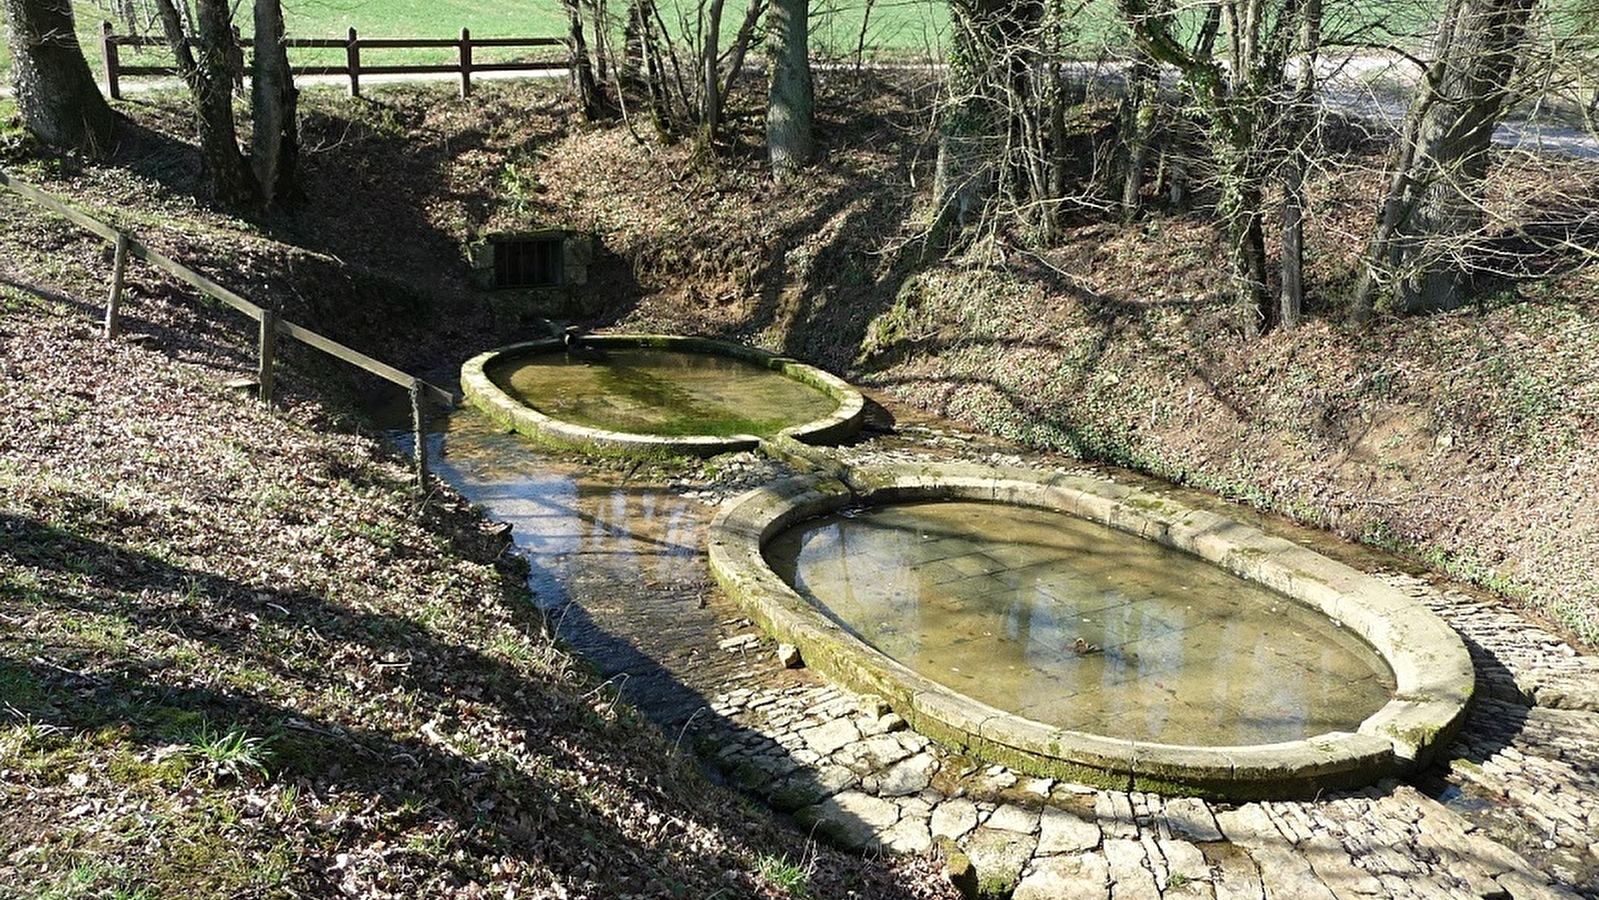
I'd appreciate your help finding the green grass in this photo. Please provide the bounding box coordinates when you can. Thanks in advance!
[0,0,950,89]
[756,852,812,898]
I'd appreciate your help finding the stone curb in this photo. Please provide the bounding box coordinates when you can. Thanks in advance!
[708,461,1476,799]
[460,334,865,456]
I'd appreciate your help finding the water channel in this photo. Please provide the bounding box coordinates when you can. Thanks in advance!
[419,410,790,730]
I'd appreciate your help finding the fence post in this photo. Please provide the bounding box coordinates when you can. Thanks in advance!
[104,232,130,339]
[410,379,429,488]
[459,27,473,98]
[258,309,278,404]
[347,27,361,97]
[101,21,122,101]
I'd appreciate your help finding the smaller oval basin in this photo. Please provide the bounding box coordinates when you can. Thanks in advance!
[461,335,864,455]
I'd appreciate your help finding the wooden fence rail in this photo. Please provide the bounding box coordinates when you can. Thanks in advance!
[0,168,453,488]
[100,23,568,100]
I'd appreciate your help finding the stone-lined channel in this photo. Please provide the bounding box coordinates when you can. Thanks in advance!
[415,401,1598,899]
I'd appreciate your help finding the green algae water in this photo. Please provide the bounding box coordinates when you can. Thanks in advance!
[486,347,840,437]
[765,500,1397,745]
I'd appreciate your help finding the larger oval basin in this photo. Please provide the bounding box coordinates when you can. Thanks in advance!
[708,462,1475,799]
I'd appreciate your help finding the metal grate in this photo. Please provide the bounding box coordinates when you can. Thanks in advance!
[493,236,563,288]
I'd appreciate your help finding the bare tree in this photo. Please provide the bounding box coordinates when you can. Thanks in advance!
[2,0,116,156]
[1279,0,1321,328]
[565,0,603,120]
[767,0,814,179]
[152,0,256,204]
[1120,0,1319,335]
[151,0,299,208]
[1352,0,1538,316]
[251,0,298,208]
[931,0,1083,245]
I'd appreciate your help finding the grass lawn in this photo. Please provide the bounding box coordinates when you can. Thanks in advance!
[0,0,951,89]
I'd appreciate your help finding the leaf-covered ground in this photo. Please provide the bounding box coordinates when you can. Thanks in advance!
[0,234,957,896]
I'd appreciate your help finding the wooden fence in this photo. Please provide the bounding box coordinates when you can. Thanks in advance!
[100,23,569,100]
[0,169,453,488]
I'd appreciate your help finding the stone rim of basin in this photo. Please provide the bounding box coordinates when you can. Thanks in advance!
[707,461,1476,800]
[460,334,865,457]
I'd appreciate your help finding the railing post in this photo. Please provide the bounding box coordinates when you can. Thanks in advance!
[104,231,130,339]
[347,27,361,98]
[101,21,122,101]
[410,378,429,488]
[459,27,473,98]
[258,309,278,404]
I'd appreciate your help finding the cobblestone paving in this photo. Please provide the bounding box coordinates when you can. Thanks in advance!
[678,437,1599,900]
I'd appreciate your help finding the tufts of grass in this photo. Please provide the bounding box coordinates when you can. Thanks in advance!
[756,852,813,898]
[184,725,273,783]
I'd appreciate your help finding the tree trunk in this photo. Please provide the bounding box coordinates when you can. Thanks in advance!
[1218,145,1271,335]
[251,0,298,209]
[701,0,727,145]
[153,0,256,205]
[1119,50,1156,219]
[766,0,812,181]
[1357,0,1536,315]
[1279,0,1321,329]
[2,0,116,156]
[564,0,602,121]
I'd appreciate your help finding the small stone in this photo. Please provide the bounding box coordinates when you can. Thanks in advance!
[1014,853,1110,900]
[964,826,1037,898]
[1103,838,1161,900]
[880,713,908,732]
[980,767,1018,793]
[881,811,933,854]
[932,797,980,841]
[877,753,936,797]
[811,764,858,796]
[987,803,1041,834]
[1162,797,1224,843]
[776,643,803,668]
[796,791,901,851]
[718,633,759,652]
[940,841,980,900]
[798,718,860,756]
[1021,777,1055,797]
[859,694,891,717]
[768,778,825,813]
[1038,806,1101,854]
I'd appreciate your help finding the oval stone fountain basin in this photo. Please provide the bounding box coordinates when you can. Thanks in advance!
[764,499,1397,747]
[462,335,864,455]
[709,462,1476,798]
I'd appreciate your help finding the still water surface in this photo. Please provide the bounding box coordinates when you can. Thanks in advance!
[488,348,839,436]
[765,500,1397,745]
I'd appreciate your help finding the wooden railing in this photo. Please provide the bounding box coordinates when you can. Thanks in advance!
[100,23,569,100]
[0,169,453,487]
